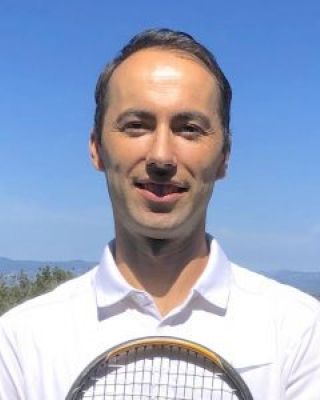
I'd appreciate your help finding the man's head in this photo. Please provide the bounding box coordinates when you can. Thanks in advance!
[90,29,232,240]
[94,28,232,154]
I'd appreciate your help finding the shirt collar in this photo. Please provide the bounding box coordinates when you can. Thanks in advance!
[94,236,232,310]
[193,235,232,309]
[95,240,136,308]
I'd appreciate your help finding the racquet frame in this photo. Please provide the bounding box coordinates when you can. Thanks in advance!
[66,336,253,400]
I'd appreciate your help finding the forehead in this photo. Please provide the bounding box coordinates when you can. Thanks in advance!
[107,49,220,113]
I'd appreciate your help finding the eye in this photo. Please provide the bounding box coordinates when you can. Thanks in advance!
[121,121,150,136]
[177,124,205,140]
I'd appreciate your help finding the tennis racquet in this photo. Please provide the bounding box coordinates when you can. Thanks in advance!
[66,336,253,400]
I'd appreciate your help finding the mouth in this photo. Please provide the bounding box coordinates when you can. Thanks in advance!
[134,181,189,198]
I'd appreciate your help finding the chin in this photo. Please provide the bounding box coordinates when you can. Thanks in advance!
[129,215,192,240]
[117,204,204,239]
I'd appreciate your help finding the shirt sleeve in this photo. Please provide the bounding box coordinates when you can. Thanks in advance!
[284,311,320,399]
[0,318,26,400]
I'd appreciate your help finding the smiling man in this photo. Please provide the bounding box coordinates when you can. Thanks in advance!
[0,29,319,400]
[89,44,229,316]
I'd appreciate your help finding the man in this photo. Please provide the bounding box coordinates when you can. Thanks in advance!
[0,29,319,399]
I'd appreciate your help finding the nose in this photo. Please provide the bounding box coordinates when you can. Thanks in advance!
[146,128,177,180]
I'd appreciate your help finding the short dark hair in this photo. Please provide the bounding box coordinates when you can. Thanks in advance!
[94,28,232,153]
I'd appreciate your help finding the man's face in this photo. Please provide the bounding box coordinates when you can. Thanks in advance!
[90,49,227,239]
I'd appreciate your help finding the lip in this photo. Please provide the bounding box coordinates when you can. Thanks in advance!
[133,180,189,203]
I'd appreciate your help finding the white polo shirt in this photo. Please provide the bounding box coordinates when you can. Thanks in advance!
[0,237,319,400]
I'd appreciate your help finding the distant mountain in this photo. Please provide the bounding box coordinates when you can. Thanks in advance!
[260,270,320,297]
[0,257,96,278]
[0,256,319,297]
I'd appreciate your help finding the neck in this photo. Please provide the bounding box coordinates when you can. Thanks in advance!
[113,224,209,316]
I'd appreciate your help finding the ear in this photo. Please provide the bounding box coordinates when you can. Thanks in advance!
[89,131,105,171]
[216,151,230,180]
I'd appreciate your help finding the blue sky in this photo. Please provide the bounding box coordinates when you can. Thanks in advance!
[1,1,319,271]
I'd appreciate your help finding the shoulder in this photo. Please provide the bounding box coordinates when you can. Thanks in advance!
[232,264,319,308]
[230,264,320,335]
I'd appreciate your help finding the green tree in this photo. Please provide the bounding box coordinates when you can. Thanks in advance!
[0,266,74,316]
[31,266,73,297]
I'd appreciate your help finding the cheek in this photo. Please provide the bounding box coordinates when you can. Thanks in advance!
[100,136,129,169]
[201,162,222,183]
[101,137,148,175]
[180,145,224,183]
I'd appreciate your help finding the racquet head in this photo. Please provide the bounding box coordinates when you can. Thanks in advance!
[66,336,253,400]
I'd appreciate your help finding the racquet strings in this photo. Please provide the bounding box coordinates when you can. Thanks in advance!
[72,343,244,399]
